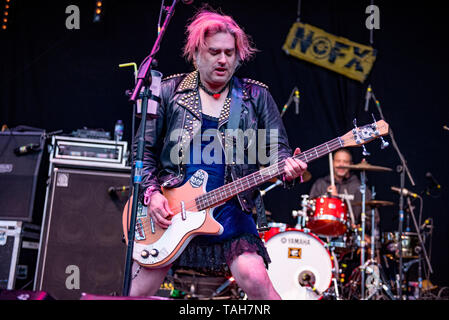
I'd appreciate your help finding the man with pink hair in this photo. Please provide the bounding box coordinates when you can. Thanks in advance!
[129,8,307,300]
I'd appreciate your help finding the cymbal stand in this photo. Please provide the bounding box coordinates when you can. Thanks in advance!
[370,186,376,263]
[359,168,367,300]
[363,260,396,300]
[363,186,396,300]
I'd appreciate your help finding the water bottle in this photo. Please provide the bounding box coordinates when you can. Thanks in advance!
[114,120,124,141]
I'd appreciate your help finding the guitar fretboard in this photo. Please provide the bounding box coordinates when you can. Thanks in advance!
[195,137,343,210]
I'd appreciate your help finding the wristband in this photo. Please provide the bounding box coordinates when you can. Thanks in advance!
[143,186,158,206]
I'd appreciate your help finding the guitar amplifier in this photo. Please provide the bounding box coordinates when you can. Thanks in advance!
[49,135,129,170]
[0,221,40,290]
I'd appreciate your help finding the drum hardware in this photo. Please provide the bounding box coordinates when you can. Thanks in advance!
[352,200,395,208]
[326,237,342,300]
[335,135,392,299]
[292,194,311,229]
[404,195,433,299]
[359,186,395,300]
[343,189,356,227]
[259,179,283,196]
[259,171,312,197]
[363,260,396,300]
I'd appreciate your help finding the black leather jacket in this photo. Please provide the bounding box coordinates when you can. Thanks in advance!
[134,70,294,213]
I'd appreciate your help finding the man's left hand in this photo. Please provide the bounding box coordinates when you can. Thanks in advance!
[284,148,308,182]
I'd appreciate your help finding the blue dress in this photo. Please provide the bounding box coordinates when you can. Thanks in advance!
[173,114,270,275]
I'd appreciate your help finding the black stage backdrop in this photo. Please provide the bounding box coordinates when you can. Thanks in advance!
[1,1,448,288]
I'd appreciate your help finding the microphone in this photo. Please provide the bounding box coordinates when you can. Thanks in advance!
[108,186,130,195]
[281,86,300,117]
[293,88,300,115]
[13,143,41,156]
[420,219,432,230]
[390,186,419,198]
[212,277,235,297]
[426,172,441,190]
[364,85,372,112]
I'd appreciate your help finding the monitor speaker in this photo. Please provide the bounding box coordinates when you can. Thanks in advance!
[0,131,46,222]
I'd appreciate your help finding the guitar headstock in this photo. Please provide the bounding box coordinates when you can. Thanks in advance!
[341,120,389,148]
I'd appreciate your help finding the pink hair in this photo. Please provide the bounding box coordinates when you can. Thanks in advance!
[183,9,257,63]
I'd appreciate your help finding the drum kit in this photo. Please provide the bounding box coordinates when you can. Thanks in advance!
[162,158,432,300]
[258,158,429,300]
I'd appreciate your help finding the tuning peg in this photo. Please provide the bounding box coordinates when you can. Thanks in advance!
[380,137,389,149]
[352,119,362,144]
[362,145,370,156]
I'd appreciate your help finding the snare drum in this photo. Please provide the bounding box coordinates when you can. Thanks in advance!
[307,195,348,237]
[265,229,333,300]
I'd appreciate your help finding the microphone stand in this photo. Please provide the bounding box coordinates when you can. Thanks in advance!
[280,86,299,118]
[369,89,416,300]
[122,0,180,297]
[405,196,433,298]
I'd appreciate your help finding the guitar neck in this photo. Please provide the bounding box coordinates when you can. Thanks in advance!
[195,137,343,210]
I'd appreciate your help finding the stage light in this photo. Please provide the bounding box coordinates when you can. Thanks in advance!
[2,0,12,31]
[93,0,104,23]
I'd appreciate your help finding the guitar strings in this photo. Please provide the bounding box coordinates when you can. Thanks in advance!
[136,137,348,235]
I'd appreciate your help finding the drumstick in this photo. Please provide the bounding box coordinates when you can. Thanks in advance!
[329,153,335,187]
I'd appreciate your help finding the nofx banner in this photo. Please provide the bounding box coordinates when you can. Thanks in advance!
[283,22,377,82]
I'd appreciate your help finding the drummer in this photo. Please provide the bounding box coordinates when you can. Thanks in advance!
[309,148,380,236]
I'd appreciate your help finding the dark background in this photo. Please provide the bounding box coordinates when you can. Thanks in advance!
[1,0,448,288]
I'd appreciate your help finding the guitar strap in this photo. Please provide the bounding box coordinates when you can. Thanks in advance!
[227,77,243,133]
[227,77,269,232]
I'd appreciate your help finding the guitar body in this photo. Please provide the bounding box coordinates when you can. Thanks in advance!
[122,170,224,269]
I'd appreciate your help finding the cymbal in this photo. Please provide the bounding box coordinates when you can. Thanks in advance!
[336,159,392,172]
[353,200,395,208]
[302,170,312,183]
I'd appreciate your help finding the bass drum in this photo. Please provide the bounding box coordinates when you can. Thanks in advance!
[265,229,333,300]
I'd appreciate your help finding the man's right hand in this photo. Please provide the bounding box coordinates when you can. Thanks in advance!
[147,192,173,229]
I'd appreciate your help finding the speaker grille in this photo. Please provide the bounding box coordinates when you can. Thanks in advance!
[36,168,130,300]
[0,131,44,221]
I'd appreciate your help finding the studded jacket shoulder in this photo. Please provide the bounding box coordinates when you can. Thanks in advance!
[133,70,295,211]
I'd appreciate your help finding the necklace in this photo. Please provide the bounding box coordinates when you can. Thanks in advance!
[199,80,229,100]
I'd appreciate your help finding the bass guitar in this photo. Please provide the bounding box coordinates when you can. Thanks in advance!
[122,120,389,269]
